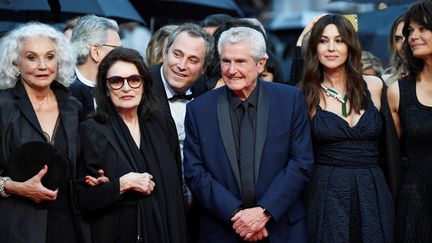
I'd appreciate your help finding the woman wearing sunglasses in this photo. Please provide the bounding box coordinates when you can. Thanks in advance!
[77,47,186,243]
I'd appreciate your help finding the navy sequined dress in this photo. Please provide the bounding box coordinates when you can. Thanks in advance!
[305,100,394,243]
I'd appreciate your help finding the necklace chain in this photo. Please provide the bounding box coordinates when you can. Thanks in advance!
[320,84,347,104]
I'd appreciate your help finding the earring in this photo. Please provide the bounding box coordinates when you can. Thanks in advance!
[15,71,20,77]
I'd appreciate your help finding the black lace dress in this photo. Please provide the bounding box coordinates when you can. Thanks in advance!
[304,99,394,243]
[396,77,432,243]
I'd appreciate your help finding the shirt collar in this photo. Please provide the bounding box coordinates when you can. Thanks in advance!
[228,80,259,110]
[75,68,95,88]
[160,65,192,99]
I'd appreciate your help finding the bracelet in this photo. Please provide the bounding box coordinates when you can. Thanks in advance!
[0,177,11,197]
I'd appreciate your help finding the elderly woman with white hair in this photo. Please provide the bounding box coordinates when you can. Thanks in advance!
[0,22,87,243]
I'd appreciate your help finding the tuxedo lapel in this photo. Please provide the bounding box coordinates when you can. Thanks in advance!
[254,81,269,183]
[217,88,241,190]
[150,64,171,114]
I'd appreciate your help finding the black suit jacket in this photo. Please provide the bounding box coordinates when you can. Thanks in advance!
[0,80,88,243]
[148,62,204,243]
[69,77,94,119]
[149,64,171,114]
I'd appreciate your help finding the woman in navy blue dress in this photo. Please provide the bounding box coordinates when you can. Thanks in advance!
[299,15,394,243]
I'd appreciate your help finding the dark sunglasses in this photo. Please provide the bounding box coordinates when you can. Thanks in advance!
[107,75,144,90]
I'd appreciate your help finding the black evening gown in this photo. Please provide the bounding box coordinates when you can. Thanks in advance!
[396,77,432,243]
[305,100,394,243]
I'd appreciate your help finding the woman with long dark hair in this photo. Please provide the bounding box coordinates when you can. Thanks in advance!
[300,15,394,242]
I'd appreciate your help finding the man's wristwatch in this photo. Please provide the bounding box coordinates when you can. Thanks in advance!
[0,177,11,197]
[261,206,272,218]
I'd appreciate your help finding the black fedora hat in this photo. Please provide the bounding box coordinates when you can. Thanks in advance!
[6,141,71,190]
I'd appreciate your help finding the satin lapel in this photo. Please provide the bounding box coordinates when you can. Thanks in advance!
[15,84,45,138]
[217,88,241,190]
[254,81,269,183]
[151,64,172,114]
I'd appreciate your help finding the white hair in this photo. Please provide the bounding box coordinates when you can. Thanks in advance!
[218,27,266,62]
[0,22,76,89]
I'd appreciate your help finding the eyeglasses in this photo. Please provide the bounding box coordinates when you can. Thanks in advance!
[107,75,144,90]
[101,44,120,49]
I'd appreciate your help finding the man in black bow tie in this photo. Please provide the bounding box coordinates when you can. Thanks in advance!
[148,23,214,243]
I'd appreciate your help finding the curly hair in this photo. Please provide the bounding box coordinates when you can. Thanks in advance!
[0,22,75,89]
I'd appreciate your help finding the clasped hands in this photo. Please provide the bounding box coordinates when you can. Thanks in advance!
[231,206,271,242]
[86,169,155,196]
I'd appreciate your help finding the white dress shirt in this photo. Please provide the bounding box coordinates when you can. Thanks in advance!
[160,66,194,209]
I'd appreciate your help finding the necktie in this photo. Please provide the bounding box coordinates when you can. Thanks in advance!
[239,101,255,207]
[168,93,194,102]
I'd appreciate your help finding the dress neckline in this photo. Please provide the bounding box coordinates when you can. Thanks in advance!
[314,105,372,129]
[411,79,432,110]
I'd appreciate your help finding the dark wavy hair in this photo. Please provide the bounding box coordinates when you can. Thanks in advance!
[94,47,156,122]
[299,14,366,117]
[402,0,432,80]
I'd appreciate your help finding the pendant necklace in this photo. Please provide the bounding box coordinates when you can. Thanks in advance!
[320,84,348,117]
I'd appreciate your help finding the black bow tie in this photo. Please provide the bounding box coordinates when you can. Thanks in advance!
[168,93,194,102]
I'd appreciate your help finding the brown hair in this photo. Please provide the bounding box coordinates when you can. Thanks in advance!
[403,0,432,80]
[299,14,366,117]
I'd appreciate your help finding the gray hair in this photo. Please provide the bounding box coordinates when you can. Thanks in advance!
[0,22,75,89]
[165,23,214,70]
[218,27,266,63]
[240,18,267,37]
[70,15,119,65]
